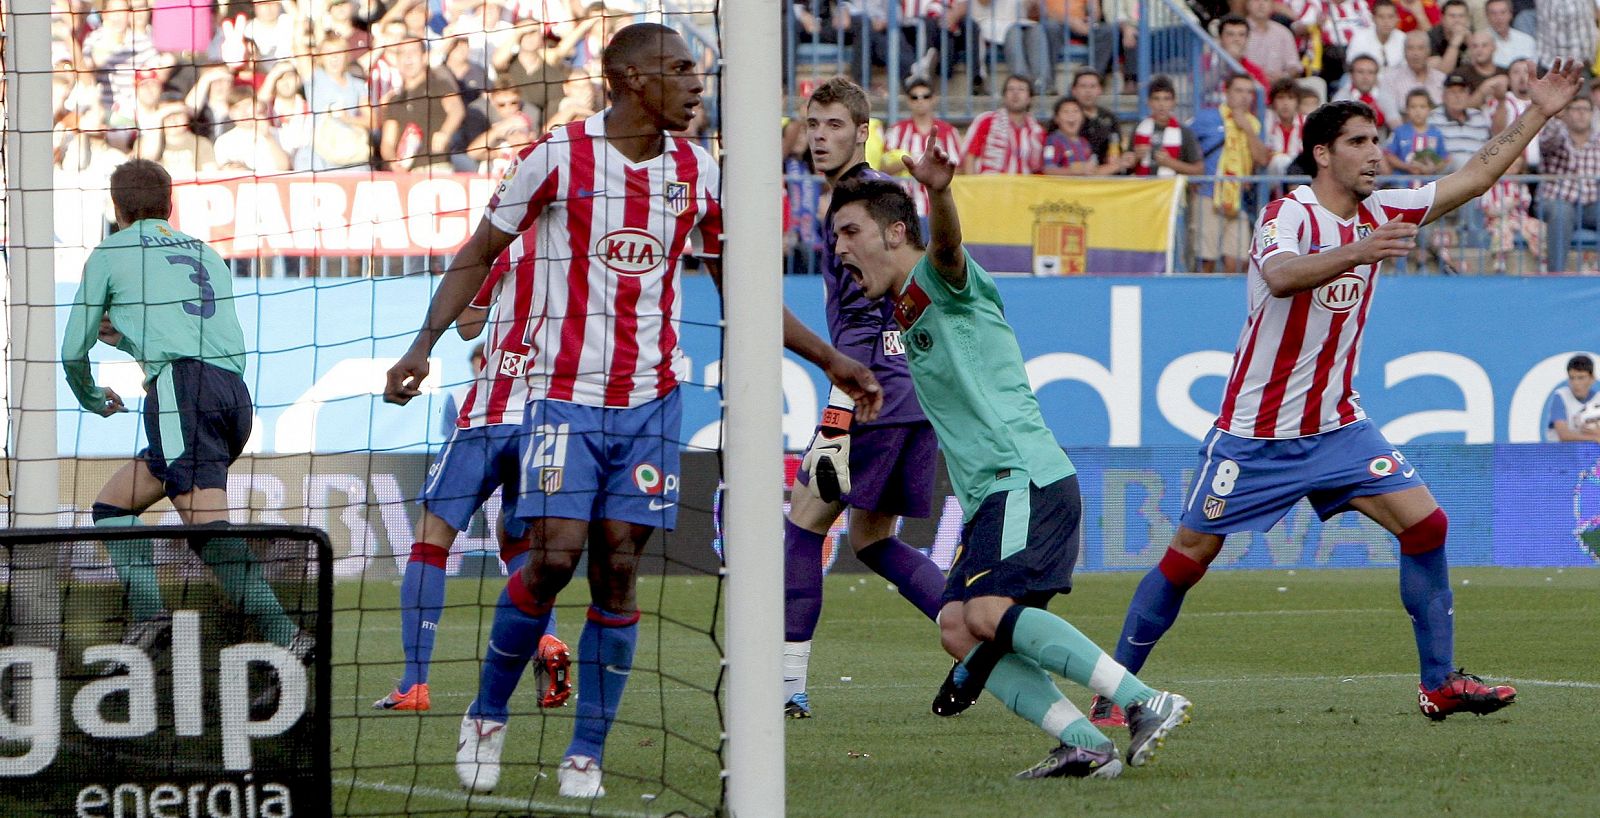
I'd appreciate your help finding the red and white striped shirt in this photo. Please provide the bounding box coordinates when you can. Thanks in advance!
[1265,112,1305,159]
[1217,183,1435,439]
[962,109,1045,175]
[886,116,963,215]
[485,112,723,408]
[1291,0,1374,48]
[455,235,538,428]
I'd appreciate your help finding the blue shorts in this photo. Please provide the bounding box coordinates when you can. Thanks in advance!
[942,474,1082,607]
[794,421,938,518]
[418,423,529,540]
[517,391,682,530]
[140,360,252,499]
[1178,420,1427,534]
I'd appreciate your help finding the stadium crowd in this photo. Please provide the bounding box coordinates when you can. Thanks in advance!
[41,0,1600,272]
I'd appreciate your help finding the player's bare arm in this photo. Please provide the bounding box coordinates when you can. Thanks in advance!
[905,144,966,288]
[384,220,519,404]
[704,257,884,421]
[1260,219,1419,297]
[456,306,489,340]
[1429,58,1584,221]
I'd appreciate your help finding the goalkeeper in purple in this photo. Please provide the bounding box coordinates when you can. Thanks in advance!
[782,77,947,719]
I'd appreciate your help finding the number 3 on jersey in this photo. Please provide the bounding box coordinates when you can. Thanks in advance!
[168,254,215,318]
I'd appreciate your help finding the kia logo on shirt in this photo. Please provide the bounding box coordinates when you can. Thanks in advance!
[1314,273,1364,313]
[597,228,667,276]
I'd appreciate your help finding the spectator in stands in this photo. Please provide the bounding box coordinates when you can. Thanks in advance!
[1334,55,1397,130]
[1042,97,1103,175]
[1190,73,1270,273]
[83,0,162,113]
[1430,73,1492,170]
[1214,15,1269,89]
[1428,0,1472,74]
[1394,0,1442,32]
[1289,0,1374,85]
[150,101,217,176]
[306,35,371,170]
[1480,152,1544,273]
[1485,59,1537,162]
[1347,0,1407,71]
[1544,355,1600,441]
[439,36,487,105]
[1070,69,1121,164]
[467,81,538,176]
[109,68,168,141]
[212,85,292,173]
[1484,0,1536,67]
[1538,96,1600,272]
[1049,0,1119,78]
[841,0,919,91]
[379,36,464,174]
[319,0,372,56]
[1386,88,1449,174]
[1381,30,1447,118]
[885,78,964,215]
[1263,78,1306,174]
[1121,74,1203,177]
[260,61,314,170]
[1451,30,1509,105]
[970,0,1055,95]
[962,74,1045,174]
[1244,0,1304,82]
[492,18,596,130]
[1538,0,1598,73]
[245,0,299,65]
[439,0,513,78]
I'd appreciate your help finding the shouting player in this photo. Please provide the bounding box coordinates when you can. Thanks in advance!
[383,24,880,798]
[1098,60,1585,727]
[782,77,947,719]
[63,159,309,669]
[828,148,1192,780]
[372,254,569,714]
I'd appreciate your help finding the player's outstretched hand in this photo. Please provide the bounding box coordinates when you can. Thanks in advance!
[904,144,956,193]
[1530,58,1585,117]
[1350,220,1418,265]
[98,388,126,417]
[384,347,429,405]
[823,351,883,422]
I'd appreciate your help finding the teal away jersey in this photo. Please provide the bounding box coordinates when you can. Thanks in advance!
[62,219,246,412]
[893,251,1074,520]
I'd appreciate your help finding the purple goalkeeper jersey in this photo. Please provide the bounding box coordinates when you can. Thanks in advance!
[820,163,925,427]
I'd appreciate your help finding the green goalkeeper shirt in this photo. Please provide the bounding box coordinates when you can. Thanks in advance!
[894,250,1075,521]
[62,219,246,412]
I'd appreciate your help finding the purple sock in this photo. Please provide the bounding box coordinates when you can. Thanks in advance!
[784,520,825,642]
[855,537,944,621]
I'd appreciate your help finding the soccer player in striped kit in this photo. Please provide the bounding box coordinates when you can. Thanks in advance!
[385,23,879,798]
[1098,59,1586,728]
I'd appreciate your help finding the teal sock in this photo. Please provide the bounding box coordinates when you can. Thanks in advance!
[197,538,297,645]
[95,515,165,621]
[1010,607,1157,709]
[985,652,1110,749]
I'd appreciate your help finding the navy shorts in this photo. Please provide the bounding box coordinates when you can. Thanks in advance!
[140,359,252,498]
[517,391,681,530]
[1178,420,1427,534]
[418,423,529,540]
[795,420,938,518]
[942,474,1082,607]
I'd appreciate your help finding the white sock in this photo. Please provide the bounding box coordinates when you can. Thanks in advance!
[782,640,811,700]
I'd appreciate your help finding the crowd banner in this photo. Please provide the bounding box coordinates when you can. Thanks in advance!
[950,175,1186,275]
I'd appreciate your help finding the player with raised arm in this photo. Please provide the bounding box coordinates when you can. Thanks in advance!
[780,77,948,720]
[828,147,1192,780]
[62,158,309,670]
[372,250,570,714]
[1096,59,1585,727]
[382,23,881,798]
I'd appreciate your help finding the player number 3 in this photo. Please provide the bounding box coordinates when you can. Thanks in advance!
[168,254,216,319]
[1211,459,1241,497]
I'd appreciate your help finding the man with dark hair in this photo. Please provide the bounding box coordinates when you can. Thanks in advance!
[1333,55,1397,130]
[778,76,947,719]
[1071,69,1122,164]
[1122,75,1203,176]
[63,158,310,689]
[829,148,1192,780]
[385,24,879,798]
[962,74,1045,174]
[1428,0,1473,73]
[379,36,464,174]
[1101,60,1585,726]
[1545,354,1600,441]
[1215,14,1269,89]
[1485,0,1536,68]
[1191,73,1272,273]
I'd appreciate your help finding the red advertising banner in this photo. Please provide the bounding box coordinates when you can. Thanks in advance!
[169,172,501,258]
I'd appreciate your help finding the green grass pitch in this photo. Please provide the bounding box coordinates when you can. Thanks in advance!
[332,566,1600,817]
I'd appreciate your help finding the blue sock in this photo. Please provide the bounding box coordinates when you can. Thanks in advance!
[1400,547,1454,689]
[468,571,550,722]
[399,543,448,689]
[565,606,640,765]
[501,550,558,637]
[1113,549,1205,674]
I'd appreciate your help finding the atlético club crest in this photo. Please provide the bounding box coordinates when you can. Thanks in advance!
[1357,223,1374,240]
[540,467,563,494]
[1202,495,1227,520]
[664,181,691,216]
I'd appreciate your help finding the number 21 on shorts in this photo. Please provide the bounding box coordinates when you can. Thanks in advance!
[1203,459,1240,521]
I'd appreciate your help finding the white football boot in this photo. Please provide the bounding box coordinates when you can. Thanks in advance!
[558,754,605,798]
[456,712,507,793]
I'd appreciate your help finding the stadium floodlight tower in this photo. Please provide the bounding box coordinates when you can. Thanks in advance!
[4,0,63,651]
[721,0,786,815]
